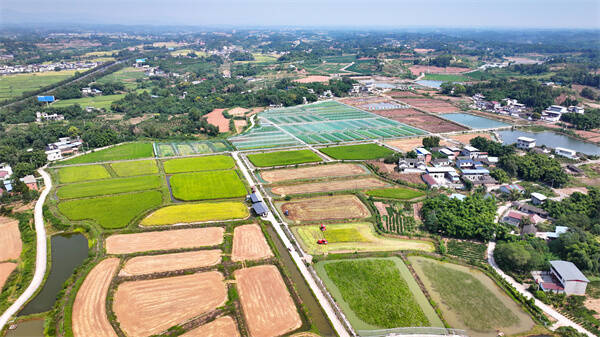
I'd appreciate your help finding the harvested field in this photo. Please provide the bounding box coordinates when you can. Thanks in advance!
[234,119,247,133]
[228,107,249,116]
[72,258,119,337]
[0,217,21,261]
[294,75,330,83]
[261,163,367,183]
[398,98,459,113]
[205,108,230,133]
[235,265,301,337]
[106,227,224,254]
[449,132,493,144]
[119,250,222,276]
[388,91,422,98]
[114,272,227,337]
[372,108,466,133]
[181,316,240,337]
[0,262,16,290]
[367,161,427,187]
[281,195,370,222]
[232,224,273,262]
[385,137,449,152]
[271,177,388,195]
[409,65,470,76]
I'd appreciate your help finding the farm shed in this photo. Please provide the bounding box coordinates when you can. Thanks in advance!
[252,202,268,216]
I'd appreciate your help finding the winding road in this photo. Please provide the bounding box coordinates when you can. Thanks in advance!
[0,167,51,330]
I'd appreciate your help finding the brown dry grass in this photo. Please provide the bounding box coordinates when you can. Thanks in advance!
[119,250,222,276]
[409,65,470,75]
[449,132,492,145]
[271,177,387,195]
[235,265,301,337]
[234,119,247,133]
[181,316,240,337]
[294,75,330,83]
[228,107,249,116]
[0,217,21,261]
[105,227,224,255]
[232,224,273,262]
[396,98,458,113]
[0,262,16,290]
[385,137,449,152]
[114,272,227,337]
[261,163,366,183]
[281,195,370,222]
[205,108,230,133]
[371,108,467,133]
[73,258,119,337]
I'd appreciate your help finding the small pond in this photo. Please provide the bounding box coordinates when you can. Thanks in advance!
[415,80,444,89]
[498,130,600,156]
[440,113,511,129]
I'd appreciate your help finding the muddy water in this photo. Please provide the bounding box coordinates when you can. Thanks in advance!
[265,226,335,337]
[4,319,44,337]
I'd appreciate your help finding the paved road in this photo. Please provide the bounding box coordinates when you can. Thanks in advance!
[231,151,352,337]
[0,168,51,330]
[487,242,594,336]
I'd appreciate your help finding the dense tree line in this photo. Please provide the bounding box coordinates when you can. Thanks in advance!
[494,237,550,274]
[508,63,549,75]
[552,67,600,89]
[560,109,600,130]
[470,136,516,157]
[228,51,254,61]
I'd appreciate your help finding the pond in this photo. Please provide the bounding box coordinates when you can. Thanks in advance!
[5,319,44,337]
[440,113,511,129]
[19,234,88,316]
[498,130,600,156]
[415,80,444,89]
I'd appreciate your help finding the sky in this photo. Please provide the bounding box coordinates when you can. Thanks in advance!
[1,0,600,29]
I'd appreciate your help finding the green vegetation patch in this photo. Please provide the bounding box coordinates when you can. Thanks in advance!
[58,165,111,183]
[0,70,77,100]
[57,175,161,199]
[110,160,159,177]
[365,187,425,200]
[61,142,154,164]
[163,155,235,173]
[141,201,249,226]
[57,190,163,229]
[318,258,438,329]
[51,94,125,110]
[319,144,394,160]
[423,73,470,82]
[247,150,322,167]
[169,170,247,201]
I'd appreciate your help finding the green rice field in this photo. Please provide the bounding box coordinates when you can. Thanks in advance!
[95,67,146,89]
[422,73,471,82]
[60,142,154,164]
[110,160,158,177]
[319,144,394,160]
[162,155,234,173]
[315,258,443,330]
[57,165,111,183]
[57,175,161,199]
[153,140,233,157]
[58,190,163,229]
[365,187,425,200]
[247,149,323,167]
[169,170,247,201]
[0,70,77,101]
[51,94,125,110]
[141,201,249,226]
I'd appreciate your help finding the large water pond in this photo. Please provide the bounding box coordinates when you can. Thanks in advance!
[498,130,600,156]
[19,234,88,316]
[5,319,44,337]
[415,80,444,89]
[440,113,511,129]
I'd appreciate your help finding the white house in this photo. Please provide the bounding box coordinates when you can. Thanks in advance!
[542,105,568,122]
[548,260,589,295]
[45,148,62,161]
[531,192,547,205]
[555,147,577,159]
[517,137,536,150]
[568,106,585,114]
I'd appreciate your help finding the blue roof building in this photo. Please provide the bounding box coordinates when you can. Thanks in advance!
[252,202,268,216]
[249,192,261,203]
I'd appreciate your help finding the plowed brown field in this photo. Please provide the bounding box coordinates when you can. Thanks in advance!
[114,272,227,337]
[0,217,21,261]
[72,258,119,337]
[261,163,366,183]
[371,108,467,133]
[119,250,222,276]
[398,98,458,113]
[106,227,224,254]
[232,224,273,262]
[181,316,240,337]
[0,262,16,290]
[281,195,370,222]
[271,177,387,195]
[235,265,301,337]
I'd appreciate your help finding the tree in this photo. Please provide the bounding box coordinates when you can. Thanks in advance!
[490,168,510,184]
[580,87,597,100]
[68,126,80,138]
[422,136,440,148]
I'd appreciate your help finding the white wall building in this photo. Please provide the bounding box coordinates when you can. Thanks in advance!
[517,137,536,150]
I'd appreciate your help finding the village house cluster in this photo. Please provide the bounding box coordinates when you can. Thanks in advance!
[471,94,585,122]
[0,60,100,75]
[44,137,83,161]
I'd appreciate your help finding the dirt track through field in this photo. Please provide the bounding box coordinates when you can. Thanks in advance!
[0,262,16,290]
[119,250,222,276]
[271,177,387,195]
[105,227,224,254]
[0,217,21,261]
[232,224,273,262]
[235,265,301,337]
[72,258,119,337]
[281,195,370,222]
[261,163,366,183]
[114,272,227,337]
[181,316,240,337]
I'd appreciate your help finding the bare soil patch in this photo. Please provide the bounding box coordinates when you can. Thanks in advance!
[397,98,459,113]
[114,272,227,337]
[181,316,240,337]
[0,217,21,261]
[409,65,470,76]
[228,107,249,116]
[449,132,493,145]
[281,195,370,222]
[385,137,449,152]
[119,250,222,276]
[0,262,17,290]
[271,177,387,195]
[261,163,366,183]
[234,119,247,133]
[205,108,230,133]
[73,258,119,337]
[372,108,467,133]
[128,113,156,125]
[584,298,600,319]
[235,265,301,337]
[367,161,426,187]
[388,91,422,98]
[232,224,273,262]
[106,227,224,255]
[374,201,389,217]
[294,75,331,83]
[338,96,389,108]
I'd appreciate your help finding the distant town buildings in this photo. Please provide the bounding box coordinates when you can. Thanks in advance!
[0,61,100,75]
